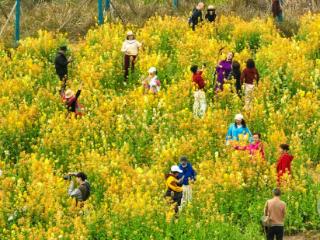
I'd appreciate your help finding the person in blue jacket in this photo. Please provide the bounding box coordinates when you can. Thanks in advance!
[178,156,196,206]
[226,113,252,145]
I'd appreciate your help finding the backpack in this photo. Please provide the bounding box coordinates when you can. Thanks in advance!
[79,181,91,201]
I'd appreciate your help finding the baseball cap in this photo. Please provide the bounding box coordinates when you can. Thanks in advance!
[171,165,182,173]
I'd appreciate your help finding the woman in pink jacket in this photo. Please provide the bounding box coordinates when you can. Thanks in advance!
[235,132,265,159]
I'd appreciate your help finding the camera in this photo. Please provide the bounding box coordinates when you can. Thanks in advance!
[63,172,77,180]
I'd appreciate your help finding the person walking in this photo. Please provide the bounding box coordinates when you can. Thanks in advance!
[241,59,260,109]
[230,61,242,97]
[205,5,217,23]
[277,144,294,183]
[142,67,161,94]
[189,2,205,31]
[264,188,286,240]
[178,156,196,206]
[215,52,233,91]
[226,114,252,145]
[165,166,184,214]
[190,65,207,118]
[121,31,142,82]
[272,0,284,23]
[55,46,72,94]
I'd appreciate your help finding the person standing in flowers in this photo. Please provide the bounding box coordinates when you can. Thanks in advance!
[277,144,294,183]
[215,52,233,92]
[165,166,184,214]
[230,61,242,98]
[67,172,91,207]
[55,46,72,94]
[263,188,286,240]
[272,0,284,23]
[235,132,265,159]
[189,2,205,31]
[226,114,252,145]
[178,156,197,206]
[121,31,142,82]
[205,5,217,23]
[190,65,207,118]
[241,59,260,108]
[62,82,83,117]
[142,67,161,94]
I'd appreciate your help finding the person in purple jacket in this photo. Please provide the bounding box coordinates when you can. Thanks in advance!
[215,52,233,91]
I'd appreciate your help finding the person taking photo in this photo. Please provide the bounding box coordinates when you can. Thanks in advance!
[66,172,91,207]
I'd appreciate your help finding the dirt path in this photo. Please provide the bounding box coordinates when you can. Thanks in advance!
[284,232,320,240]
[283,171,320,240]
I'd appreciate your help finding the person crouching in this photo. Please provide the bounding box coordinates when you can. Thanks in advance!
[165,166,184,214]
[142,67,161,94]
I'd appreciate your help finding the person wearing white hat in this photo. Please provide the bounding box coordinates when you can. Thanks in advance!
[205,5,216,22]
[142,67,161,94]
[121,31,142,82]
[226,113,252,145]
[165,165,184,213]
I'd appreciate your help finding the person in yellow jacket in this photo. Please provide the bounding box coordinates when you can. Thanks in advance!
[165,165,184,213]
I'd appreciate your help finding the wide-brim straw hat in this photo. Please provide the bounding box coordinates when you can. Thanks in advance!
[65,89,74,99]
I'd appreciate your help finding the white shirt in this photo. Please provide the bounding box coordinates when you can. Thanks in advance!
[149,76,160,93]
[121,40,142,56]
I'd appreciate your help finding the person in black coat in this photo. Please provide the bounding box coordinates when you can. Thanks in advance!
[230,61,242,98]
[189,2,205,31]
[205,5,216,22]
[55,46,72,94]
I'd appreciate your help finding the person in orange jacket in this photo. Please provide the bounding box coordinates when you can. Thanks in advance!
[165,165,184,213]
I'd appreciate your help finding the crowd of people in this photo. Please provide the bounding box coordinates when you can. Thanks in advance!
[52,2,294,239]
[166,124,293,240]
[190,54,260,117]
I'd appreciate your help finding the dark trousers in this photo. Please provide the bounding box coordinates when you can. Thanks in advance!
[165,190,182,213]
[267,226,284,240]
[58,74,68,96]
[124,55,137,80]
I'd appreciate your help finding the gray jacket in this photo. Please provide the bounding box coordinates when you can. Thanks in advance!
[68,180,89,201]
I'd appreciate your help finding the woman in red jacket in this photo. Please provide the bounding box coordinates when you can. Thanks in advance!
[277,144,294,183]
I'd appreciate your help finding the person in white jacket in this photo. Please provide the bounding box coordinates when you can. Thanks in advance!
[121,31,142,82]
[142,67,161,94]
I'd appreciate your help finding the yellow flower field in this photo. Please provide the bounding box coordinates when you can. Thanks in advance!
[0,14,319,239]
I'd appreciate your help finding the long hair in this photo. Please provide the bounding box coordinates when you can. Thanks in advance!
[235,119,246,128]
[246,59,255,69]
